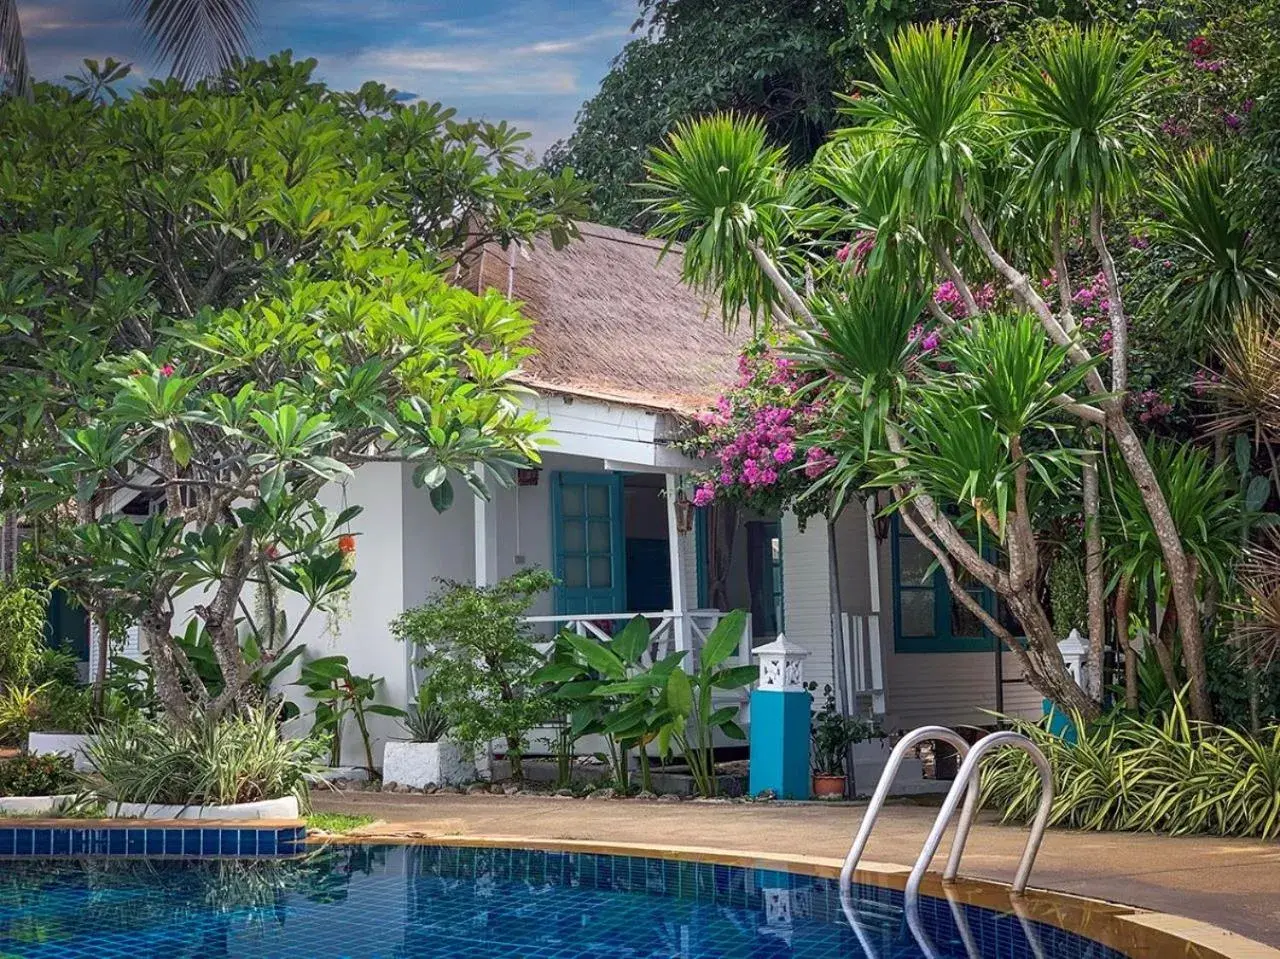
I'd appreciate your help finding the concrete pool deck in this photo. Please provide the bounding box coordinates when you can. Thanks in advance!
[313,791,1280,949]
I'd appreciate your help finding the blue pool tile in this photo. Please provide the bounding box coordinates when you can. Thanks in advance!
[52,829,71,854]
[126,829,145,855]
[32,829,51,855]
[14,829,32,854]
[107,829,125,855]
[257,831,276,855]
[146,829,165,854]
[164,829,182,855]
[201,829,218,855]
[183,829,200,855]
[0,828,13,855]
[219,828,238,855]
[238,829,257,855]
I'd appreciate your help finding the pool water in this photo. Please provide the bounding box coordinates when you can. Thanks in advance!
[0,844,1128,959]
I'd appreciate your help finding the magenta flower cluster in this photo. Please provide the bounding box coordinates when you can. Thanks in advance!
[934,280,995,320]
[1038,270,1114,353]
[836,231,877,274]
[686,344,830,509]
[1131,389,1174,424]
[1192,368,1223,397]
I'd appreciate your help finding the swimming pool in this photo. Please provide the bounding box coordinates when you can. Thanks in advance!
[0,843,1152,958]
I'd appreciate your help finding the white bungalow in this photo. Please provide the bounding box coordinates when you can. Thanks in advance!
[84,221,1044,767]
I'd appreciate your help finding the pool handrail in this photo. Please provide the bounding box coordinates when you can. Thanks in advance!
[906,729,1054,898]
[838,725,979,891]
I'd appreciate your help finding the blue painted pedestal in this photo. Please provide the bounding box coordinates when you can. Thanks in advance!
[749,688,812,800]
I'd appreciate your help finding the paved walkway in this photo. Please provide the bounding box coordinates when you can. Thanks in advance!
[313,792,1280,948]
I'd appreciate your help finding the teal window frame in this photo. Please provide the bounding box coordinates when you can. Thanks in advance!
[891,515,1002,654]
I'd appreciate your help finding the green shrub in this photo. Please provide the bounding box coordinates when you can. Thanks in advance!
[981,702,1280,838]
[0,754,76,797]
[0,582,50,686]
[0,684,48,747]
[391,569,557,780]
[87,708,319,809]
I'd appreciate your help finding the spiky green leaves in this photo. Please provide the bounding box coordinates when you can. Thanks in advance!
[1105,439,1243,600]
[1150,148,1280,330]
[881,313,1098,538]
[643,113,791,326]
[840,23,1002,224]
[1003,25,1161,210]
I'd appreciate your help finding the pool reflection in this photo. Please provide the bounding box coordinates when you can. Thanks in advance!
[0,844,1131,958]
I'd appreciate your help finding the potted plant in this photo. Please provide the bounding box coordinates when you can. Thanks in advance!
[382,684,472,788]
[810,683,880,799]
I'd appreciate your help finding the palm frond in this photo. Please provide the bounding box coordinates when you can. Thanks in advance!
[1209,307,1280,442]
[128,0,258,85]
[1230,533,1280,671]
[0,0,31,99]
[641,113,791,327]
[1150,149,1280,330]
[838,22,1003,224]
[1104,439,1243,598]
[1003,25,1161,208]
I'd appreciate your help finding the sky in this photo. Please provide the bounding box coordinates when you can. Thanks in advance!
[20,0,640,154]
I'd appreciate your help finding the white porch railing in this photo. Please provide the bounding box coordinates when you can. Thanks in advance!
[837,611,885,717]
[524,609,753,673]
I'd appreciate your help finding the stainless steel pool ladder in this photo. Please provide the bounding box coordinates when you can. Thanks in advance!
[838,726,1054,899]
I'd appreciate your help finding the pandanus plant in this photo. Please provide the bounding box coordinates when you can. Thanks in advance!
[642,23,1247,720]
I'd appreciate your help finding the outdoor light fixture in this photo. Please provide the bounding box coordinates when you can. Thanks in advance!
[515,468,541,487]
[675,488,695,535]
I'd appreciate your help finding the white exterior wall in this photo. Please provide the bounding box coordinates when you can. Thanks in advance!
[778,512,836,695]
[826,501,1044,733]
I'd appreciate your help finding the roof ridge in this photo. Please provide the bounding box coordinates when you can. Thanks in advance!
[573,220,675,253]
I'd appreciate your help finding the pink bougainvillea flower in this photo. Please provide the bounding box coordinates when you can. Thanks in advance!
[693,485,715,507]
[1225,112,1243,130]
[835,243,851,263]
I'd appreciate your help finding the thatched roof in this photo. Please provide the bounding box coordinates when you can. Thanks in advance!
[458,222,745,414]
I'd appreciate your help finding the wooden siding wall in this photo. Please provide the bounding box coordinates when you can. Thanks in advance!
[781,505,1044,733]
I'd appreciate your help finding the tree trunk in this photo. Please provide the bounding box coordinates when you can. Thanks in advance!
[1083,445,1106,703]
[958,188,1212,721]
[1104,410,1211,719]
[143,609,188,726]
[1117,575,1137,710]
[1152,601,1181,697]
[91,608,109,716]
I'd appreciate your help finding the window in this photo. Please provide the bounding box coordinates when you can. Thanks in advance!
[892,517,1008,654]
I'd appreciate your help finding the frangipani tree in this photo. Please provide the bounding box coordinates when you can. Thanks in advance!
[644,23,1248,720]
[0,58,586,724]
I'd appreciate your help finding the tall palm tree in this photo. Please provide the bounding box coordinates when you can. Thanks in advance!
[0,0,257,97]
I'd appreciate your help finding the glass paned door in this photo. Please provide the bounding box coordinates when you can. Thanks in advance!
[552,472,625,615]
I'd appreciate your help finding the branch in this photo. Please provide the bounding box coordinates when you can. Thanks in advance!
[750,244,815,326]
[1050,211,1076,333]
[956,179,1108,397]
[897,496,1038,680]
[884,424,1005,589]
[1088,196,1128,393]
[933,242,980,317]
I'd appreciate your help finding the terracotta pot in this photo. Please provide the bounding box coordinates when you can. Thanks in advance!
[812,773,846,798]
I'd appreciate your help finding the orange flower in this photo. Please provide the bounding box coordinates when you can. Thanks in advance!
[338,534,357,554]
